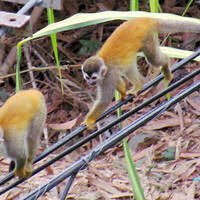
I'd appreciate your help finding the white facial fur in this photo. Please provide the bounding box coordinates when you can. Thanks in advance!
[82,64,107,86]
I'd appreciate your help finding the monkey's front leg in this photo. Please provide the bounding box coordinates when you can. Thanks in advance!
[84,100,111,130]
[84,78,116,130]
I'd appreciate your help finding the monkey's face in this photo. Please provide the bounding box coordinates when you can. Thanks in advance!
[82,56,107,86]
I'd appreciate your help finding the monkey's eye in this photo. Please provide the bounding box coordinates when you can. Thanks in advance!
[84,73,90,80]
[91,74,98,80]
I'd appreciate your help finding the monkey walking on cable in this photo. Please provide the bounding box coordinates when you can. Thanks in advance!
[82,17,200,130]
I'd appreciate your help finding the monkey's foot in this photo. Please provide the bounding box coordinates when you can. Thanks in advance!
[15,165,33,179]
[25,162,33,177]
[15,167,26,179]
[24,169,33,179]
[161,64,173,83]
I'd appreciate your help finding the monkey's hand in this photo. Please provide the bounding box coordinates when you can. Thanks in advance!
[84,115,96,130]
[127,88,140,97]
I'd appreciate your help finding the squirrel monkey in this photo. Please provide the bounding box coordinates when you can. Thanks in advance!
[0,89,46,179]
[82,17,200,130]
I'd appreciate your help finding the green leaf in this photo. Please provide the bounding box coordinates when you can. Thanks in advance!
[123,139,146,200]
[16,11,200,91]
[22,11,200,40]
[137,47,200,62]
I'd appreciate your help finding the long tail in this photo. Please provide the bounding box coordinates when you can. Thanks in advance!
[157,18,200,33]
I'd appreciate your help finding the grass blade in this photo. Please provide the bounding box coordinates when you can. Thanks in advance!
[123,139,145,200]
[16,44,22,92]
[130,0,138,11]
[47,8,64,94]
[149,0,159,13]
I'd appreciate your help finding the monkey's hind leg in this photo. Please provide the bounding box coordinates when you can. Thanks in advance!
[142,32,172,83]
[26,113,45,178]
[125,61,144,95]
[5,132,28,178]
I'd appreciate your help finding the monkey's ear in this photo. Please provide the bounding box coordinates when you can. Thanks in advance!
[100,65,107,77]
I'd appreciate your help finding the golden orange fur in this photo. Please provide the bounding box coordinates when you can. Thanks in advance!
[0,89,46,178]
[82,17,200,130]
[98,18,158,67]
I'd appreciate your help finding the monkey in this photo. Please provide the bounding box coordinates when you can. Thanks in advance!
[0,89,46,179]
[81,17,200,130]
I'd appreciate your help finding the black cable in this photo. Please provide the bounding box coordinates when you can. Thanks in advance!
[31,66,200,171]
[23,80,200,200]
[0,48,199,189]
[60,172,78,200]
[1,66,200,195]
[33,66,200,167]
[27,47,200,162]
[0,126,86,185]
[98,48,200,119]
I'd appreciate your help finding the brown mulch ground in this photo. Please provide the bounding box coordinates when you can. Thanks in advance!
[0,0,200,199]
